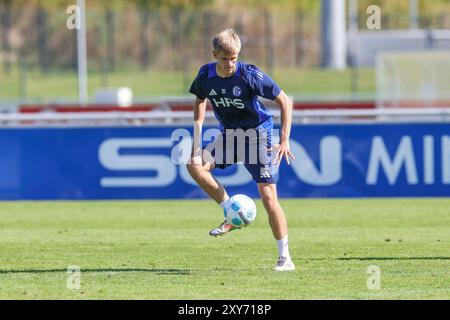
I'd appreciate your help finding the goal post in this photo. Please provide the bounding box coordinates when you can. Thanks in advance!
[376,51,450,109]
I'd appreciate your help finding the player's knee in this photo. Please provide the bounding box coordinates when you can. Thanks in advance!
[259,189,280,211]
[186,162,198,176]
[186,161,196,176]
[186,161,208,178]
[260,192,275,207]
[259,186,275,201]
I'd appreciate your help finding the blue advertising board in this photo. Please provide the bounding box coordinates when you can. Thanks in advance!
[0,123,449,199]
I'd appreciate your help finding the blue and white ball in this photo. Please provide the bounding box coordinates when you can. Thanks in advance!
[225,194,257,228]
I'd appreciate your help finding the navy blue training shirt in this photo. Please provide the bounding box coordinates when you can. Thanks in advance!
[189,61,281,130]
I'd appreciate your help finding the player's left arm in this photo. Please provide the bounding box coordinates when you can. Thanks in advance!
[273,90,296,165]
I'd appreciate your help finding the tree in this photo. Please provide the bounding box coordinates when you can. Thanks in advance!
[0,0,14,73]
[131,0,213,69]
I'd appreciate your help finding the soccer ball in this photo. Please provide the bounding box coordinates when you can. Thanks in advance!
[225,194,257,228]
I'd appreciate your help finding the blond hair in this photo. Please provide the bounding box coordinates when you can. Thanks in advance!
[212,28,241,54]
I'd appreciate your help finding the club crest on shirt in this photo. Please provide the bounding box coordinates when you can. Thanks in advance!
[232,86,242,97]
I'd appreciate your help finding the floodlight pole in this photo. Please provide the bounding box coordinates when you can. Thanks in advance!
[77,0,88,105]
[348,0,359,94]
[320,0,346,69]
[348,0,358,35]
[409,0,419,29]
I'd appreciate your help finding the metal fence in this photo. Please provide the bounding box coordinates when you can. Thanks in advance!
[2,108,450,128]
[0,8,321,73]
[1,6,449,101]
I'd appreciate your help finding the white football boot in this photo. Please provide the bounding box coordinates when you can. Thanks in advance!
[274,256,296,271]
[209,220,239,237]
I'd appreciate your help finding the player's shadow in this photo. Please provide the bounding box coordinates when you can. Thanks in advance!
[305,256,450,261]
[336,256,450,261]
[0,268,192,275]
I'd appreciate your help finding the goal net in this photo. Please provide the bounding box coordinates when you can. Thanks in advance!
[376,51,450,109]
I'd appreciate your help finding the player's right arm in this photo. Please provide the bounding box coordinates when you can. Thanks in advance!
[194,97,207,123]
[192,97,207,161]
[189,64,208,160]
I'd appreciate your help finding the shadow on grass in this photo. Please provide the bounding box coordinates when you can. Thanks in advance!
[0,268,192,275]
[305,256,450,261]
[337,257,450,261]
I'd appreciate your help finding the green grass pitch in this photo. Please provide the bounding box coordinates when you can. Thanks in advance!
[0,198,448,299]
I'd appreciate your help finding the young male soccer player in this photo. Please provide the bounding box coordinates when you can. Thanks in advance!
[186,28,296,271]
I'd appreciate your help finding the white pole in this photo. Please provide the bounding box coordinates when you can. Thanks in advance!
[348,0,359,93]
[77,0,88,104]
[410,0,419,29]
[321,0,347,69]
[348,0,358,34]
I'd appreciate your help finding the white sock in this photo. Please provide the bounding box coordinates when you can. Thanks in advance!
[219,197,233,216]
[276,235,291,260]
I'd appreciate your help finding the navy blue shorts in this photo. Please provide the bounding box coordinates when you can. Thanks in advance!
[203,119,279,184]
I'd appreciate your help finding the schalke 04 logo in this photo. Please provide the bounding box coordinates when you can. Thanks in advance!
[232,86,242,97]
